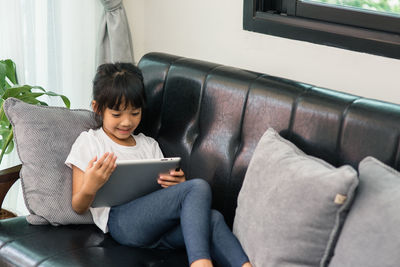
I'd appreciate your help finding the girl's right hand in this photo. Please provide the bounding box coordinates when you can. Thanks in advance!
[82,152,117,195]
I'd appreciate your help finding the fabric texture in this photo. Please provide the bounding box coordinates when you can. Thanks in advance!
[108,178,249,266]
[233,128,358,267]
[97,0,134,65]
[65,128,164,172]
[65,127,164,233]
[3,97,99,225]
[329,156,400,267]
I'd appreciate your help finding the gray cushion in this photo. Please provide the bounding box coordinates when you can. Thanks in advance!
[233,128,358,267]
[329,156,400,267]
[4,98,99,225]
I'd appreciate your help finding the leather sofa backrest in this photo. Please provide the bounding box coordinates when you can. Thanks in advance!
[138,52,400,227]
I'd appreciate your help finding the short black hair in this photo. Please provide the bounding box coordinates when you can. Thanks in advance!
[92,63,146,113]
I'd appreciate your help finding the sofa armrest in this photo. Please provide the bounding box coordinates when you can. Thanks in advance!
[0,164,21,211]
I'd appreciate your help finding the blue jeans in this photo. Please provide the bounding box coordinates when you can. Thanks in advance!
[108,179,249,266]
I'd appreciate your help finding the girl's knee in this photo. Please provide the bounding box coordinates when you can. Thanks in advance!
[210,209,225,227]
[110,226,155,248]
[178,179,212,207]
[210,210,227,236]
[187,178,211,194]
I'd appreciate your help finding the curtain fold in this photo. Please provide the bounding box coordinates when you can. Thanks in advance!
[97,0,134,65]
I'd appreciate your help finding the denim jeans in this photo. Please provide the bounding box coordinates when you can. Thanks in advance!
[108,178,249,266]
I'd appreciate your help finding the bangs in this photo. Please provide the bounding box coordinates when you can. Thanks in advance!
[94,68,146,112]
[106,87,143,111]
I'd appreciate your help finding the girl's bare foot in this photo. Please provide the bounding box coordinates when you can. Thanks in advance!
[242,262,253,267]
[191,259,213,267]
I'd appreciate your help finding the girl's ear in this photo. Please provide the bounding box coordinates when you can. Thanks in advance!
[92,100,100,114]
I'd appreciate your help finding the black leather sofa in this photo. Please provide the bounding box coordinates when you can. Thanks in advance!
[1,52,400,266]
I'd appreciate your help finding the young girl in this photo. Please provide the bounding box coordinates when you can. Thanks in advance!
[65,63,252,267]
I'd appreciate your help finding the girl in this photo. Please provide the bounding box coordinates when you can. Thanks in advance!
[65,63,252,267]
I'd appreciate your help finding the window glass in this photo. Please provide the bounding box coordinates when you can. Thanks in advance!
[303,0,400,16]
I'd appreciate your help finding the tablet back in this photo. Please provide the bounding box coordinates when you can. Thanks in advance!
[92,157,181,207]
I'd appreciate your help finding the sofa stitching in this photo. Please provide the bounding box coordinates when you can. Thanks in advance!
[334,97,361,167]
[223,74,266,217]
[287,86,312,140]
[185,64,222,179]
[34,245,105,267]
[0,230,47,250]
[226,73,265,179]
[153,56,183,140]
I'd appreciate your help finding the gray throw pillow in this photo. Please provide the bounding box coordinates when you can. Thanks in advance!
[329,156,400,267]
[4,98,99,225]
[233,128,358,267]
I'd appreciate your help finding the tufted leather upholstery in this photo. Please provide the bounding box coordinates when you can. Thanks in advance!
[138,52,400,228]
[1,52,400,266]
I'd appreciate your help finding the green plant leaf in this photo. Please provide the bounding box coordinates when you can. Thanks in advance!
[44,91,71,108]
[0,129,13,163]
[0,61,6,93]
[2,85,33,99]
[31,85,45,91]
[5,139,14,154]
[2,59,17,84]
[0,102,8,125]
[18,92,45,103]
[0,58,71,164]
[0,122,11,136]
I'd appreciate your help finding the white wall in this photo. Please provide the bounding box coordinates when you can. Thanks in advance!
[124,0,400,104]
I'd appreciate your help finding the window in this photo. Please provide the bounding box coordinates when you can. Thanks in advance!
[244,0,400,59]
[0,0,100,216]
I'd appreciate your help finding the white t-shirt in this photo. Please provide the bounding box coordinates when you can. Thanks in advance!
[65,127,164,233]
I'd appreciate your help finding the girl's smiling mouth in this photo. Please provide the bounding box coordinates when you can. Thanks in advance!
[117,128,132,134]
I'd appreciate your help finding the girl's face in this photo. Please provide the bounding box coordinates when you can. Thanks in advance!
[93,101,142,146]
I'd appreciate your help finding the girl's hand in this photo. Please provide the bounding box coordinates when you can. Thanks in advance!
[71,152,117,214]
[82,152,117,195]
[158,168,186,188]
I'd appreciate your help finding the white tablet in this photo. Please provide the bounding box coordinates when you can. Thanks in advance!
[91,157,181,207]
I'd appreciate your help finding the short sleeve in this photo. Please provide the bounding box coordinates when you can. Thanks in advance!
[152,141,164,159]
[65,131,97,171]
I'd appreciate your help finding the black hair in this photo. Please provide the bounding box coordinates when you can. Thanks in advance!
[92,62,146,113]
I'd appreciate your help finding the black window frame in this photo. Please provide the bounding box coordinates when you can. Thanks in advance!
[244,0,400,59]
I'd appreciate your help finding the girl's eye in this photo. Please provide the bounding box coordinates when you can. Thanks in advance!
[112,114,121,117]
[132,112,140,116]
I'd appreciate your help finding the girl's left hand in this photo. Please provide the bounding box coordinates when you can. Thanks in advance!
[158,168,186,188]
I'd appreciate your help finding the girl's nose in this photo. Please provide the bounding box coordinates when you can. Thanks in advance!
[121,117,133,126]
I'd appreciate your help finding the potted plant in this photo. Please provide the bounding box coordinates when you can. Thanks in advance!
[0,59,70,164]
